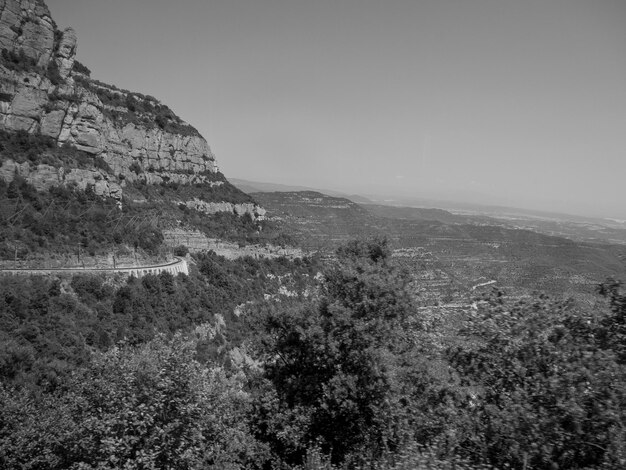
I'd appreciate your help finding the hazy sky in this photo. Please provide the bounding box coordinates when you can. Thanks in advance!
[48,0,626,218]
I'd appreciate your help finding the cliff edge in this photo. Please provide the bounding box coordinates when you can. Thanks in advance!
[0,0,264,220]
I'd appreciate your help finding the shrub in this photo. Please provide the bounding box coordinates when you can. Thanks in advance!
[72,60,91,76]
[45,60,63,86]
[448,290,626,469]
[1,48,39,74]
[173,245,189,257]
[72,76,201,137]
[93,157,111,173]
[128,161,141,175]
[0,332,267,468]
[254,239,432,465]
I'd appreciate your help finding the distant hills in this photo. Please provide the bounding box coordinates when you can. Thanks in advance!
[250,189,626,299]
[232,178,626,246]
[229,178,374,204]
[1,0,624,296]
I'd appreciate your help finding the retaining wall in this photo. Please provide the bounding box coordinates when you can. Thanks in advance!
[0,258,189,278]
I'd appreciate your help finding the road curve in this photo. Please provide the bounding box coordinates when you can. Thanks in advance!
[0,257,189,278]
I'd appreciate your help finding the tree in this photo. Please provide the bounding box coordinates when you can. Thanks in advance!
[254,239,431,466]
[597,278,626,363]
[0,327,266,469]
[448,290,626,469]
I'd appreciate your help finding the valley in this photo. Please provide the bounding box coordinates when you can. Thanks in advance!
[251,190,626,302]
[1,1,625,469]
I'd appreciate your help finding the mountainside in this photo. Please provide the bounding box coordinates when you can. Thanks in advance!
[2,5,626,469]
[0,0,261,212]
[0,0,284,266]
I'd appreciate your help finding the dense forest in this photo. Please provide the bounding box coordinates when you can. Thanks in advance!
[1,238,625,469]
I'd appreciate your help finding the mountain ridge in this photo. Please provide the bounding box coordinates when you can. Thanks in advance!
[0,0,294,267]
[0,0,264,218]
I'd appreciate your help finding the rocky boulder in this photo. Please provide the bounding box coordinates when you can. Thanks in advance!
[53,27,76,80]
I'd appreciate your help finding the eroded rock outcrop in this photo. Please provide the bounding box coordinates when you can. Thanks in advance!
[53,27,76,80]
[0,0,55,67]
[178,198,267,220]
[163,228,303,259]
[0,158,122,199]
[0,0,265,220]
[0,46,219,188]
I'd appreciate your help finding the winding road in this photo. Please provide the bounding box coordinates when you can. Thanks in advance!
[0,257,189,278]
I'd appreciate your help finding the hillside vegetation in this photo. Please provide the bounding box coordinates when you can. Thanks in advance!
[1,239,626,469]
[0,133,290,266]
[1,2,625,468]
[2,166,625,468]
[255,191,626,299]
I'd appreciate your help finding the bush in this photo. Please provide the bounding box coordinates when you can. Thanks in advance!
[0,177,167,258]
[1,48,39,74]
[128,161,141,175]
[173,245,189,257]
[72,60,91,76]
[73,77,201,137]
[448,289,626,469]
[45,60,63,85]
[0,129,108,170]
[0,332,267,469]
[92,156,111,173]
[254,239,432,466]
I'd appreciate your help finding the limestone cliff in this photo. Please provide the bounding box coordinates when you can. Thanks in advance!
[179,199,267,220]
[0,0,55,68]
[0,0,262,218]
[0,158,122,199]
[163,228,302,260]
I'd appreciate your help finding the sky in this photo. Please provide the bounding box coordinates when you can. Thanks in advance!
[48,0,626,218]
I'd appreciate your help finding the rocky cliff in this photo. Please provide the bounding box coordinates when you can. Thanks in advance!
[0,0,55,68]
[0,0,262,219]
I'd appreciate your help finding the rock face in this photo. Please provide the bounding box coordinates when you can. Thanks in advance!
[0,0,264,219]
[179,199,267,220]
[163,228,303,260]
[0,0,55,68]
[0,158,123,200]
[53,27,76,80]
[0,3,218,185]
